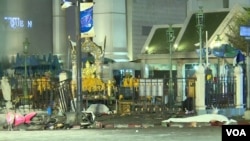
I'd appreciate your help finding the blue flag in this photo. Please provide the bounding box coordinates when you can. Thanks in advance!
[233,50,245,66]
[236,51,245,63]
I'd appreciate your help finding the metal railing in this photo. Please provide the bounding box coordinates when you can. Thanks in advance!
[1,76,73,112]
[1,75,244,114]
[205,77,236,109]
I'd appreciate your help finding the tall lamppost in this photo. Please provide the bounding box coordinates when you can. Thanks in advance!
[61,0,83,124]
[195,6,206,115]
[23,38,30,105]
[166,25,175,107]
[75,0,83,124]
[214,34,222,78]
[196,6,204,65]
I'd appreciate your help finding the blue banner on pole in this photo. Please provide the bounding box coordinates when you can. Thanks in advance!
[80,2,95,37]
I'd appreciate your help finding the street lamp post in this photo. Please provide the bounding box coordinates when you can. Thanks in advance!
[23,38,30,105]
[194,6,206,115]
[62,0,95,124]
[166,25,174,107]
[214,35,222,78]
[62,0,83,124]
[75,0,83,124]
[196,6,204,65]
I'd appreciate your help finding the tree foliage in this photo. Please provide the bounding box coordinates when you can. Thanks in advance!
[225,9,250,52]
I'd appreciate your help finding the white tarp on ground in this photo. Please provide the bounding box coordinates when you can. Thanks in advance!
[162,114,237,125]
[86,104,110,114]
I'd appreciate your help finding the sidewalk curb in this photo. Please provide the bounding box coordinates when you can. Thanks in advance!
[73,120,250,129]
[88,122,156,129]
[104,123,155,128]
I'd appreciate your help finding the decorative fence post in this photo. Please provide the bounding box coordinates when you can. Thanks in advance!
[234,65,244,116]
[195,65,206,115]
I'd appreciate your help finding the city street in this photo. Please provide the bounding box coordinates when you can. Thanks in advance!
[0,127,221,141]
[1,1,250,141]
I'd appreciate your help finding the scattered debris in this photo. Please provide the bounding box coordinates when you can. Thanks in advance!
[6,112,37,131]
[86,104,110,115]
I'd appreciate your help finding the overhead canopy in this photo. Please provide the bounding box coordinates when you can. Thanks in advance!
[176,11,229,52]
[146,27,181,54]
[12,53,61,76]
[142,10,230,54]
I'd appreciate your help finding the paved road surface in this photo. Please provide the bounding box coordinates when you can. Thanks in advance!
[0,127,221,141]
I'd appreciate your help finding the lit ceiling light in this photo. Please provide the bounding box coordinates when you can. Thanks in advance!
[174,44,178,49]
[194,42,200,47]
[61,0,74,9]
